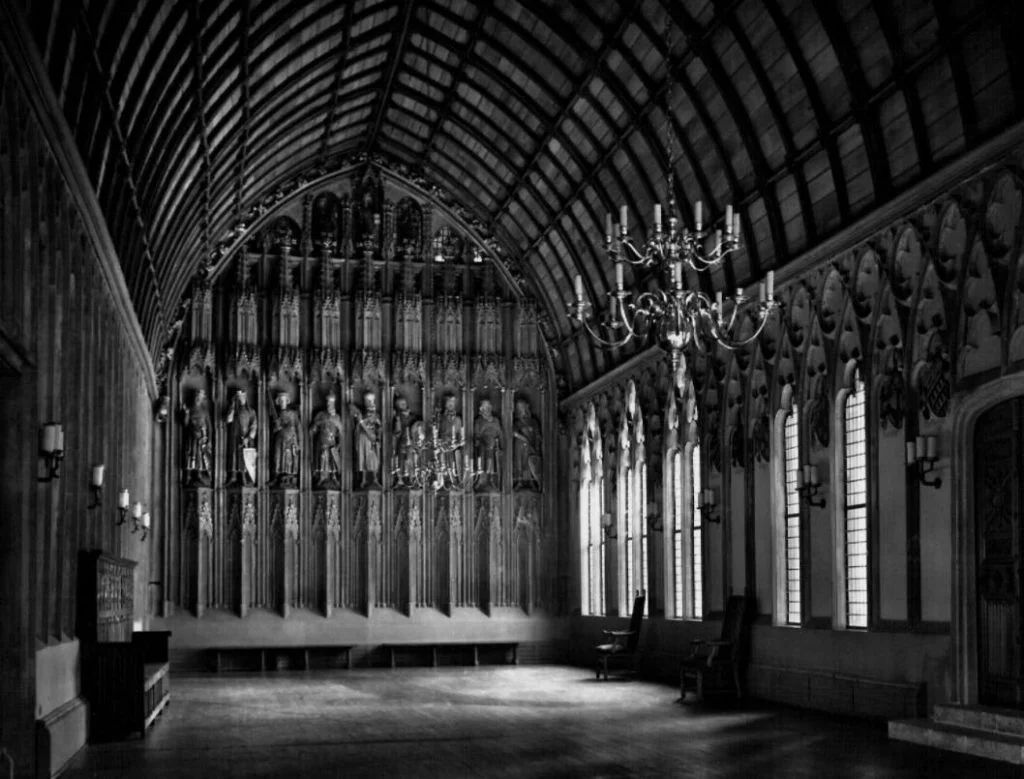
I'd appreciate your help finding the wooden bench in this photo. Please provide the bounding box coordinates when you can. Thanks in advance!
[78,552,171,741]
[211,645,353,672]
[381,641,519,668]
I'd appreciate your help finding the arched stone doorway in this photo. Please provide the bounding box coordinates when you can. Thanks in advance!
[953,375,1024,705]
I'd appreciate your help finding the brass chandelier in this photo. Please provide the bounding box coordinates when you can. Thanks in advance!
[568,16,779,361]
[568,195,778,357]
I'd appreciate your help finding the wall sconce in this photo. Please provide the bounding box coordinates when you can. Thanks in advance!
[116,489,130,525]
[697,488,721,524]
[38,423,65,482]
[797,465,826,508]
[907,434,941,489]
[88,464,105,509]
[134,510,150,540]
[155,395,170,424]
[602,512,617,539]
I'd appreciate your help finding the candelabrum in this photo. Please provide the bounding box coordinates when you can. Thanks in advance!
[568,201,779,355]
[393,428,483,491]
[906,434,941,489]
[796,465,826,508]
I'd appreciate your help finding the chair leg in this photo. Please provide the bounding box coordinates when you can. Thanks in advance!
[734,666,742,698]
[696,671,703,701]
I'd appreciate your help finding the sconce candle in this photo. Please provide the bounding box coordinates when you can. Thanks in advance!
[118,489,130,509]
[41,424,58,452]
[132,501,143,519]
[38,423,65,482]
[142,512,151,529]
[87,464,105,509]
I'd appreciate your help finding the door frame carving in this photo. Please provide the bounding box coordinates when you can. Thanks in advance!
[953,374,1024,704]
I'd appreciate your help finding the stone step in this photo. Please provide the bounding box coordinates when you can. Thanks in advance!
[889,718,1024,764]
[933,704,1024,737]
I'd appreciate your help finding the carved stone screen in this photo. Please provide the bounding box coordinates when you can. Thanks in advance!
[161,166,555,621]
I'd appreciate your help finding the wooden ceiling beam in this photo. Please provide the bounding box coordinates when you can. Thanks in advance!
[489,0,641,221]
[717,0,817,247]
[811,0,893,202]
[931,0,978,146]
[316,0,353,168]
[364,0,417,156]
[417,0,492,164]
[760,0,850,223]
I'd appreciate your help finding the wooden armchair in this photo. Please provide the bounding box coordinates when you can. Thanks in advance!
[595,593,646,680]
[679,595,750,700]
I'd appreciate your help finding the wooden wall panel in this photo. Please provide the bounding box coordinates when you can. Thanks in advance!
[0,53,155,773]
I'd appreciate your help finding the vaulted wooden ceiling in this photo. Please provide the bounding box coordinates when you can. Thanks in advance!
[17,0,1024,389]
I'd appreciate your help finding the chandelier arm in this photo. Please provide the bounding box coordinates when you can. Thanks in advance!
[579,310,636,350]
[617,239,652,267]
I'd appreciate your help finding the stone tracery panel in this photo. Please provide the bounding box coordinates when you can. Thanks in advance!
[165,169,556,619]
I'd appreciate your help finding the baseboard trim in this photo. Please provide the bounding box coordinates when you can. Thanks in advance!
[747,663,926,720]
[35,696,88,778]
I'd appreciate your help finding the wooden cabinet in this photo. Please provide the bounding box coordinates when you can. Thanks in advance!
[77,551,171,741]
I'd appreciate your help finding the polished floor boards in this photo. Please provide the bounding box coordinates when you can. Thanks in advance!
[66,666,1020,778]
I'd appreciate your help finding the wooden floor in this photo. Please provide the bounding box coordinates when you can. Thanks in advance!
[66,666,1021,778]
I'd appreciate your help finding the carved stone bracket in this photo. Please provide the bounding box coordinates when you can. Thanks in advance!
[284,492,299,540]
[391,350,426,385]
[241,491,256,539]
[326,492,340,540]
[409,498,422,541]
[228,344,262,378]
[512,356,543,390]
[198,490,213,538]
[311,347,346,383]
[186,341,217,375]
[352,349,385,385]
[269,346,305,382]
[432,353,466,389]
[472,353,505,389]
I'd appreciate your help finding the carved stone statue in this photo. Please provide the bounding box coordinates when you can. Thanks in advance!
[310,392,344,488]
[473,398,503,490]
[351,390,382,489]
[183,389,212,485]
[392,394,421,487]
[512,398,542,490]
[270,392,301,487]
[435,393,464,484]
[226,388,258,485]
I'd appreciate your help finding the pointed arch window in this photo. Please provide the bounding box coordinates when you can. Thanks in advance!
[580,405,605,616]
[620,381,647,614]
[690,443,704,619]
[668,390,702,620]
[783,403,802,625]
[843,373,868,628]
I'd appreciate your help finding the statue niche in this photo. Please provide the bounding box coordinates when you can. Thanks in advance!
[310,391,344,489]
[434,393,465,487]
[351,390,382,489]
[473,396,502,491]
[182,388,213,486]
[513,397,542,490]
[270,391,301,487]
[225,388,258,486]
[392,393,423,488]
